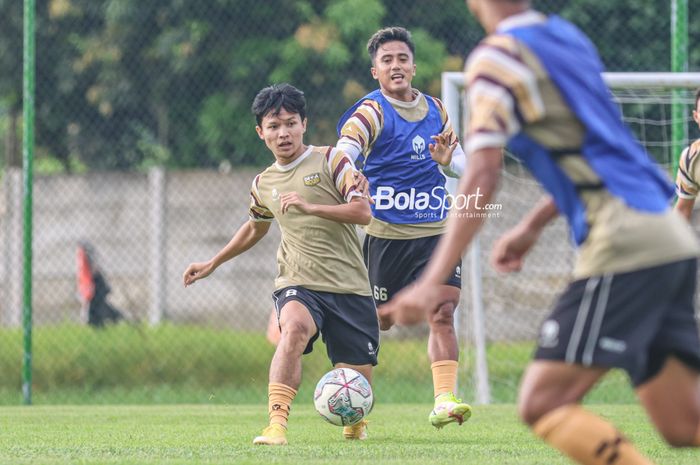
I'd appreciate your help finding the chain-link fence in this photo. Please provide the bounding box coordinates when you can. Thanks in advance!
[0,0,699,405]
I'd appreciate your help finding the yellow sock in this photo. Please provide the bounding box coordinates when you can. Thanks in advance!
[268,382,297,429]
[533,405,654,465]
[431,360,458,398]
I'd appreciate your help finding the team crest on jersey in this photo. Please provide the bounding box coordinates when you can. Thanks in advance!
[411,135,426,160]
[271,188,280,201]
[303,172,321,186]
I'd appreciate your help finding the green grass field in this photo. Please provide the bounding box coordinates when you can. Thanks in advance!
[0,404,697,465]
[0,325,691,464]
[0,324,640,405]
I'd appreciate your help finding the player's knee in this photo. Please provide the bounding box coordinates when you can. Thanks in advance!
[429,301,456,326]
[657,416,700,447]
[518,398,543,427]
[660,428,697,448]
[279,320,313,346]
[518,391,563,427]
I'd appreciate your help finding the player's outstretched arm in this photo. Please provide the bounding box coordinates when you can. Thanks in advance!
[491,196,559,273]
[378,147,502,327]
[279,193,371,225]
[183,220,271,287]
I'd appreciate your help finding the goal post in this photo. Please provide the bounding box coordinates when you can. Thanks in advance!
[442,71,700,405]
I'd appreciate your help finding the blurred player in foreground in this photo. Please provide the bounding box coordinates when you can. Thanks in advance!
[183,83,377,445]
[336,26,471,429]
[381,1,700,463]
[675,88,700,220]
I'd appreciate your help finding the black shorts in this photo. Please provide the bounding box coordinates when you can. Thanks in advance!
[535,258,700,386]
[362,234,462,305]
[272,286,379,366]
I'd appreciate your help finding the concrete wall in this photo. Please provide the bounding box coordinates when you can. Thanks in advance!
[0,168,280,330]
[1,167,697,342]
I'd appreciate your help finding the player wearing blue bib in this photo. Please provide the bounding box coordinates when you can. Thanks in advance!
[383,1,700,463]
[675,88,700,220]
[338,88,452,224]
[337,27,471,429]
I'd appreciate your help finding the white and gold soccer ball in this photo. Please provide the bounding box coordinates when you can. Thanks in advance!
[313,367,373,426]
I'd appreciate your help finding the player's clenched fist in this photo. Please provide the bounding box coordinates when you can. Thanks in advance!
[183,261,215,286]
[279,192,311,214]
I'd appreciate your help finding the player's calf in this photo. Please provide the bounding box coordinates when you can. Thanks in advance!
[533,404,653,465]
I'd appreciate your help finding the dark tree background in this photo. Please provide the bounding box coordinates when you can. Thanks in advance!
[1,0,698,172]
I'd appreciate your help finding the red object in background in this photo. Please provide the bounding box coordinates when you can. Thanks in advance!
[76,244,95,304]
[75,242,123,327]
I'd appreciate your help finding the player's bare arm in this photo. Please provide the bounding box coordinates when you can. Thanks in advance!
[279,192,371,225]
[675,197,696,220]
[491,196,559,273]
[429,131,458,167]
[183,220,271,287]
[378,147,503,327]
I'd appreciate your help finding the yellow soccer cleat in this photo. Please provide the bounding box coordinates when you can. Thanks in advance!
[429,393,472,429]
[343,419,369,440]
[252,424,288,446]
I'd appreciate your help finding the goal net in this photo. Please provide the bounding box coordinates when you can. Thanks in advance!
[442,72,700,404]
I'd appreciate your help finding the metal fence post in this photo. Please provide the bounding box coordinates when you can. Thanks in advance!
[5,168,23,328]
[148,166,166,325]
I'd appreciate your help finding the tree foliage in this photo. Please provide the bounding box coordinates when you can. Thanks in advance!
[0,0,698,172]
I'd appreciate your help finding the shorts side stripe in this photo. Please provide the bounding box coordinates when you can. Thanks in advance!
[272,293,281,320]
[566,277,600,364]
[365,237,373,283]
[582,274,613,366]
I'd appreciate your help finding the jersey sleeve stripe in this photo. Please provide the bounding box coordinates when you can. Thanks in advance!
[354,112,375,141]
[471,74,525,125]
[250,174,265,206]
[332,153,351,181]
[474,43,526,65]
[363,100,383,127]
[678,166,698,189]
[467,43,545,123]
[343,135,363,147]
[250,190,265,208]
[250,208,274,221]
[249,173,274,221]
[684,147,697,173]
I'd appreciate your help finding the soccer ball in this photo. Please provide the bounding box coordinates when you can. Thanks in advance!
[313,367,373,426]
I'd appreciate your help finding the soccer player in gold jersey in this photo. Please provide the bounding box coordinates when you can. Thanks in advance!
[183,83,377,445]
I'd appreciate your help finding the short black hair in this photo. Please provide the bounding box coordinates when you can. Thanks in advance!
[366,27,415,63]
[251,83,306,126]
